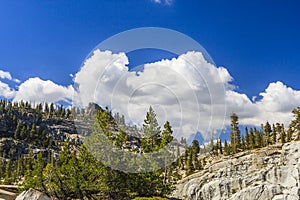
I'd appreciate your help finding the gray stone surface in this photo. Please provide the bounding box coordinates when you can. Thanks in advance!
[16,189,51,200]
[172,142,300,200]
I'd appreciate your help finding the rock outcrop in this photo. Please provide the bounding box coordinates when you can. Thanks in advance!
[16,189,51,200]
[0,189,16,200]
[172,141,300,200]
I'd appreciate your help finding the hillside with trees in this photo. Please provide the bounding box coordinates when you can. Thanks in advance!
[1,98,300,199]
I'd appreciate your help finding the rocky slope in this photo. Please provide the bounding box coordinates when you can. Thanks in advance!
[172,141,300,200]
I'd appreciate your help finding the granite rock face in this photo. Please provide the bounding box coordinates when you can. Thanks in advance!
[15,189,51,200]
[172,142,300,200]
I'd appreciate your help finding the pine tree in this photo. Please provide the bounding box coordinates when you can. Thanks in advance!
[36,103,43,114]
[20,125,27,140]
[224,140,230,155]
[12,115,17,128]
[75,145,108,199]
[61,108,66,118]
[290,107,300,136]
[0,158,4,179]
[245,127,250,149]
[115,128,128,149]
[210,138,216,155]
[264,122,272,146]
[141,106,161,152]
[39,142,109,199]
[218,138,223,154]
[29,123,37,140]
[160,121,174,148]
[191,140,200,170]
[260,124,266,147]
[44,102,49,114]
[249,128,255,149]
[66,108,71,119]
[254,128,261,148]
[95,108,115,140]
[241,135,246,151]
[186,149,194,175]
[50,103,55,118]
[272,124,277,144]
[16,155,25,181]
[230,113,241,154]
[281,128,286,144]
[287,128,292,142]
[4,159,12,184]
[25,152,46,191]
[14,121,21,140]
[191,140,200,156]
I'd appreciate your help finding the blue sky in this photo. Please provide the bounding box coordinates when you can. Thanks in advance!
[1,0,300,97]
[1,0,300,141]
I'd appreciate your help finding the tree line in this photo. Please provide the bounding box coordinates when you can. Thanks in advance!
[1,98,300,198]
[23,106,176,199]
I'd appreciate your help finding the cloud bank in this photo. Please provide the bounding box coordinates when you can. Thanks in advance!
[73,50,300,140]
[74,50,229,139]
[0,69,73,104]
[14,77,74,104]
[0,81,15,99]
[0,69,20,83]
[1,50,299,140]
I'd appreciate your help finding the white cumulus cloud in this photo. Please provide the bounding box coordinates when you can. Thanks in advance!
[0,70,12,80]
[13,77,74,104]
[257,81,300,113]
[226,81,300,127]
[74,50,229,140]
[2,51,300,141]
[0,81,15,99]
[0,69,20,83]
[74,49,300,140]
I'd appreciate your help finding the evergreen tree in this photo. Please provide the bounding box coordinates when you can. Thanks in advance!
[160,121,174,148]
[74,145,108,199]
[14,121,21,140]
[25,152,46,191]
[290,107,300,135]
[95,108,115,140]
[66,108,71,119]
[191,140,200,156]
[272,124,277,144]
[224,140,230,155]
[287,128,293,142]
[44,102,49,114]
[4,159,12,184]
[186,149,194,175]
[0,158,4,179]
[141,106,161,152]
[115,128,128,149]
[264,122,272,146]
[241,135,246,151]
[218,138,223,154]
[281,128,286,144]
[61,108,66,118]
[29,123,37,140]
[50,103,55,118]
[245,127,250,149]
[254,128,262,148]
[249,128,255,149]
[36,103,43,114]
[230,113,241,154]
[20,125,27,140]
